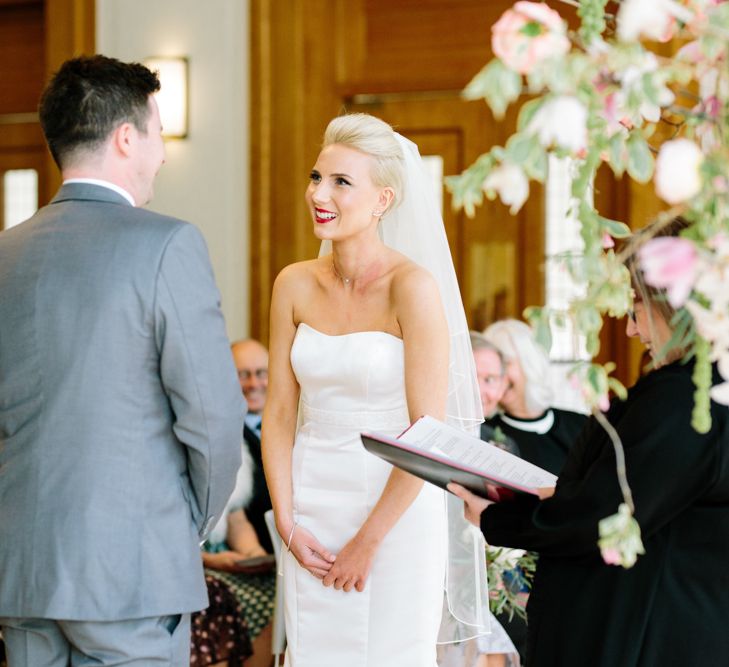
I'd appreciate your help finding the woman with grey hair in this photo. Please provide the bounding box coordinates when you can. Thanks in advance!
[482,319,587,476]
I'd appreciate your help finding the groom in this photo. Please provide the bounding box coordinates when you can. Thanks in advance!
[0,55,244,665]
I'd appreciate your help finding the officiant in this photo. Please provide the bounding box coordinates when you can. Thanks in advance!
[450,218,729,667]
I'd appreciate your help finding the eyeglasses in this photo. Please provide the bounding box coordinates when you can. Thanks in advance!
[238,369,268,381]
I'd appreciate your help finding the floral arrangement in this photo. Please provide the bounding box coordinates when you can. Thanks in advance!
[486,546,537,620]
[447,0,729,567]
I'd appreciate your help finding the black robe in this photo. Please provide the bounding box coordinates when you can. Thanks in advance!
[481,360,729,666]
[483,408,587,476]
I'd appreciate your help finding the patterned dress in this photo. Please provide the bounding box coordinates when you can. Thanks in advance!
[189,540,276,665]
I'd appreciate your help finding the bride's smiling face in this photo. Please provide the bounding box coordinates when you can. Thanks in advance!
[306,143,392,241]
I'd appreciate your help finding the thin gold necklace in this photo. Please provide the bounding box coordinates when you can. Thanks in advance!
[332,258,352,284]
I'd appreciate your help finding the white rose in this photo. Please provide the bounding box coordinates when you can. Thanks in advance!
[528,96,588,153]
[654,138,704,204]
[617,0,694,42]
[490,547,526,570]
[483,162,530,214]
[710,353,729,405]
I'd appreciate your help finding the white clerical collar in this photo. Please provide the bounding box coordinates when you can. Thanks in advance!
[501,409,554,434]
[63,178,136,206]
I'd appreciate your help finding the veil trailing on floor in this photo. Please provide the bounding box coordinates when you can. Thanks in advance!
[320,132,490,643]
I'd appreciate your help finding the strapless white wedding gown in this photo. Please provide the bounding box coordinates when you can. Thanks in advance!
[282,323,447,667]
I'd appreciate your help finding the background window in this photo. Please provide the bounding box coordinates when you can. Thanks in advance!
[545,155,590,413]
[3,169,38,230]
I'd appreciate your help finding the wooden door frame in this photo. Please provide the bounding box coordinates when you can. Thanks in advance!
[0,0,95,210]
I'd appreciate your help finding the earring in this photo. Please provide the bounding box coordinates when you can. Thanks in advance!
[373,210,383,217]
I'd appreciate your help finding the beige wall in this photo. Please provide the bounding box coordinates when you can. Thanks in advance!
[96,0,249,339]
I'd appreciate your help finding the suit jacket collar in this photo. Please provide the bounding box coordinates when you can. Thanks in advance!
[51,182,134,207]
[243,423,261,448]
[243,423,262,466]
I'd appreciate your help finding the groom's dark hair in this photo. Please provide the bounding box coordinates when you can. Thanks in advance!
[39,55,160,169]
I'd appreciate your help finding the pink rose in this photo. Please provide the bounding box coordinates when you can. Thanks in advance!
[600,547,623,565]
[638,237,699,307]
[492,2,570,75]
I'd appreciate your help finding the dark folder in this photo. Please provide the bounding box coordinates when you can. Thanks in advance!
[360,416,556,500]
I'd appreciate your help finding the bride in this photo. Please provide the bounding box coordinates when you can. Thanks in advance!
[262,113,487,666]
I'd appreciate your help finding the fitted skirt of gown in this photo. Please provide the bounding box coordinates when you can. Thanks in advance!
[283,324,447,667]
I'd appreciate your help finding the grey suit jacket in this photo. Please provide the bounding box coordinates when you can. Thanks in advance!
[0,183,244,620]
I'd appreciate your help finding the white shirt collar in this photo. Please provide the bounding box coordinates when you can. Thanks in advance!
[244,412,262,431]
[501,409,555,434]
[63,178,135,206]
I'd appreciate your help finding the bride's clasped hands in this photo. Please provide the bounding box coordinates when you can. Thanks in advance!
[322,531,379,592]
[288,522,378,592]
[286,523,335,580]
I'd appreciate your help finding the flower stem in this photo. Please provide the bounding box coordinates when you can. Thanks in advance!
[592,408,635,513]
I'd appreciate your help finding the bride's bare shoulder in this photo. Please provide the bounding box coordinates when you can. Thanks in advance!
[390,255,440,302]
[273,258,324,292]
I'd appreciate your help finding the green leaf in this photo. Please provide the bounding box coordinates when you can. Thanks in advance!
[608,377,628,400]
[626,133,654,183]
[524,306,553,354]
[463,59,523,120]
[517,98,547,132]
[505,132,538,164]
[597,216,631,238]
[608,132,627,178]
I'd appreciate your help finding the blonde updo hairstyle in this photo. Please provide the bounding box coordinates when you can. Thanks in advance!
[322,113,405,215]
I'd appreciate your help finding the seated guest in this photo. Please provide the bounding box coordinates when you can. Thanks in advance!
[191,339,276,667]
[232,339,272,553]
[193,502,275,667]
[451,217,729,666]
[482,319,587,476]
[190,575,251,667]
[471,331,519,455]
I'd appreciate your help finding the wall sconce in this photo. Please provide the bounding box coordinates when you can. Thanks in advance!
[144,57,188,139]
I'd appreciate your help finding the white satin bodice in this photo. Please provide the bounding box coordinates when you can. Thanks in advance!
[291,322,408,424]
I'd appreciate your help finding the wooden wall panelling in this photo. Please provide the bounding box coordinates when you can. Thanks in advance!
[0,2,45,115]
[249,0,344,342]
[336,0,501,95]
[42,0,95,201]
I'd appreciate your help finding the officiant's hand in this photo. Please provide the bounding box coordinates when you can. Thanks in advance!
[289,525,336,579]
[322,533,376,593]
[447,483,494,527]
